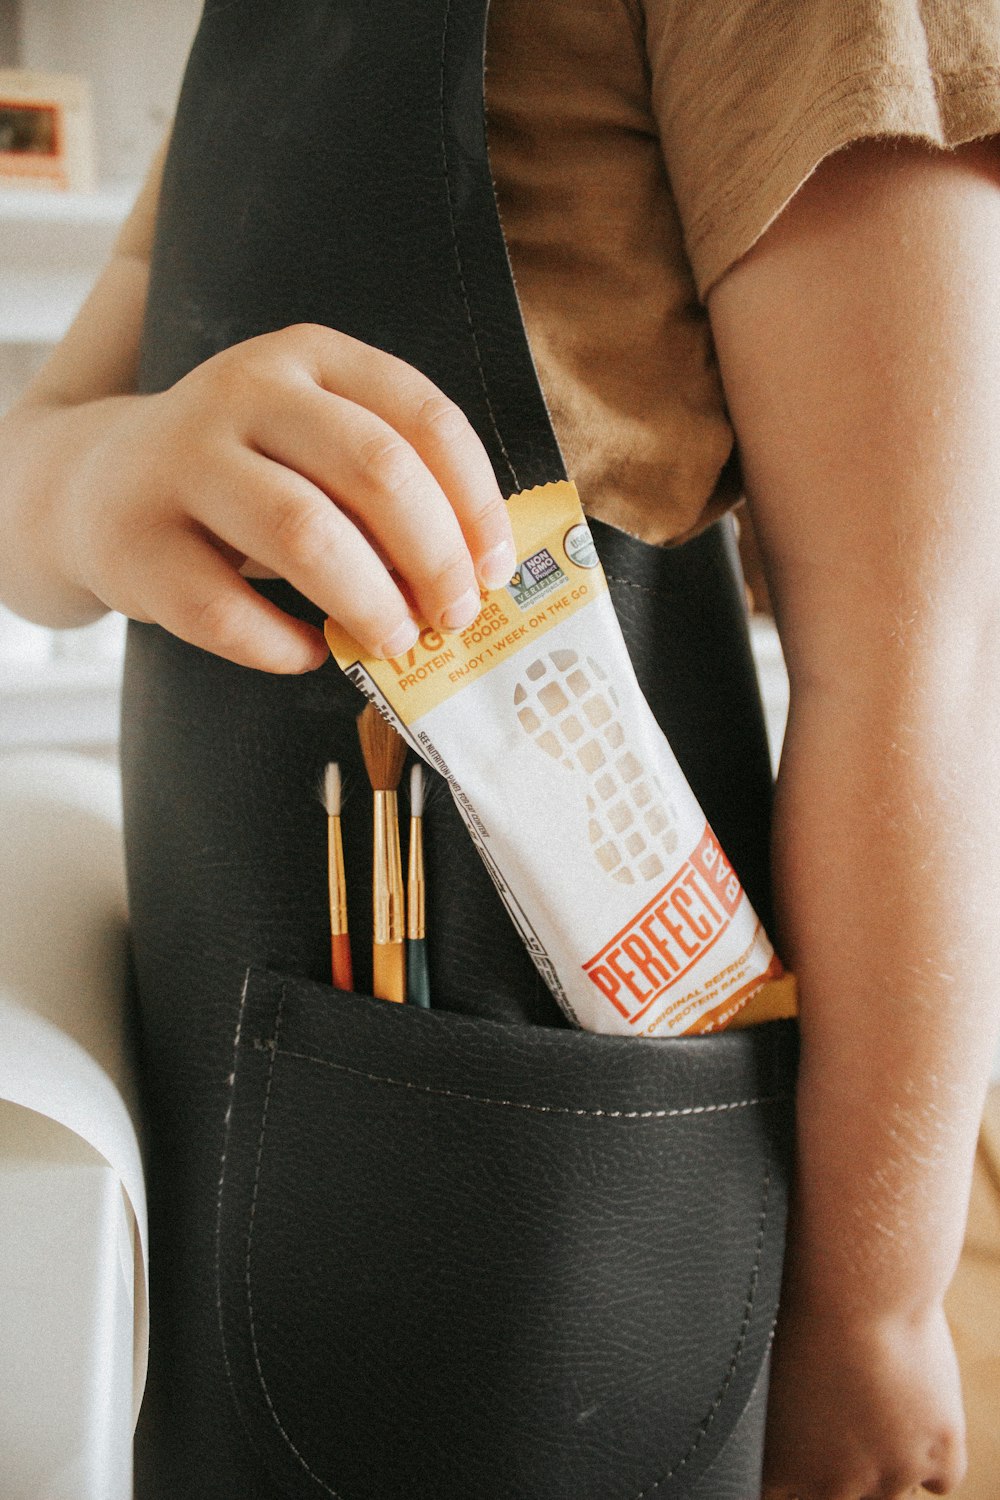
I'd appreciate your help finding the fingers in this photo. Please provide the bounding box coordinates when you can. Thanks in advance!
[275,324,516,589]
[131,522,329,673]
[164,321,519,663]
[189,449,421,658]
[250,384,485,631]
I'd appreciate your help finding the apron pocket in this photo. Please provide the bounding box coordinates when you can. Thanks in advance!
[216,964,797,1500]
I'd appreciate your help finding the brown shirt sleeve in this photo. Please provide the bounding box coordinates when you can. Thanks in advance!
[642,0,1000,301]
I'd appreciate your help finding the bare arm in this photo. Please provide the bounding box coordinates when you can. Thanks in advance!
[707,136,1000,1497]
[28,131,166,408]
[0,136,166,625]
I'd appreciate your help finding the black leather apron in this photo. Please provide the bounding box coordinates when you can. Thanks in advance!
[121,2,798,1494]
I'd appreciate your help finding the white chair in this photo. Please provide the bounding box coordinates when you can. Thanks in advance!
[0,750,147,1500]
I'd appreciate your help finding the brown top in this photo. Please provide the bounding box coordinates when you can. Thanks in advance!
[484,0,1000,544]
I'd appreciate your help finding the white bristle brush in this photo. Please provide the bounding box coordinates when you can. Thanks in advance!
[320,760,353,990]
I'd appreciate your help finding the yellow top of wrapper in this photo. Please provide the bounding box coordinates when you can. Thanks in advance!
[324,479,606,726]
[724,973,797,1028]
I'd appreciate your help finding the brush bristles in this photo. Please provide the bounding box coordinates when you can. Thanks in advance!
[357,703,407,791]
[321,761,342,817]
[409,761,424,817]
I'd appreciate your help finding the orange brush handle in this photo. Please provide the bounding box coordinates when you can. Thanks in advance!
[373,941,406,1004]
[331,932,354,991]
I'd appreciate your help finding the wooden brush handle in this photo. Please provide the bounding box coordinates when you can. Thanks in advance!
[331,932,354,991]
[406,937,431,1008]
[373,940,406,1004]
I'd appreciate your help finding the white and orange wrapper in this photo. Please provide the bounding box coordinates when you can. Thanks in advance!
[325,480,796,1036]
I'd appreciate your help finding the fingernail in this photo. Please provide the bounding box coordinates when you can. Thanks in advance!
[379,618,420,658]
[478,540,517,590]
[440,588,481,632]
[295,640,329,673]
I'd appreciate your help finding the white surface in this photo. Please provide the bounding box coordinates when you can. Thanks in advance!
[0,599,52,664]
[749,614,789,775]
[0,183,136,343]
[0,1102,133,1500]
[0,610,125,752]
[0,183,135,226]
[0,751,148,1450]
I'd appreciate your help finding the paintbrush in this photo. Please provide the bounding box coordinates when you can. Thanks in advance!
[406,761,431,1008]
[357,704,407,1003]
[321,761,353,991]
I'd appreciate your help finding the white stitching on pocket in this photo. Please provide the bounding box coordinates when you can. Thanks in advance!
[633,1168,772,1496]
[275,1047,785,1119]
[215,965,264,1459]
[242,988,347,1497]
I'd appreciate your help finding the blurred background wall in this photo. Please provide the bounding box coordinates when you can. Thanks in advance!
[0,0,201,760]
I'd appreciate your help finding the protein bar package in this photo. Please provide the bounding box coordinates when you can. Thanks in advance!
[325,480,797,1036]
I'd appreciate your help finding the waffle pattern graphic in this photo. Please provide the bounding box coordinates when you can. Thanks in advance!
[513,649,680,886]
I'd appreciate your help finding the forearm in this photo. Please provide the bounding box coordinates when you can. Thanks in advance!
[708,136,1000,1316]
[0,250,152,626]
[0,138,164,625]
[776,661,1000,1314]
[0,392,148,626]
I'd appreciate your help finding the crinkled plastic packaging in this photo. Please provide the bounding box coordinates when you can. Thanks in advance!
[325,480,797,1035]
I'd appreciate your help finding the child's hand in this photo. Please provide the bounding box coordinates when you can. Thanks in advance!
[762,1291,966,1499]
[52,323,516,672]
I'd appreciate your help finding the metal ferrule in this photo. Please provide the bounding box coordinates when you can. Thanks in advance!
[373,790,405,945]
[407,816,425,940]
[327,815,348,936]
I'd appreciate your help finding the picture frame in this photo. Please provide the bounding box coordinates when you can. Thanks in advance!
[0,69,96,192]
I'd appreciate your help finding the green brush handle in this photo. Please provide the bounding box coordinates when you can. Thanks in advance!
[406,936,431,1008]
